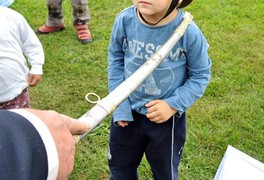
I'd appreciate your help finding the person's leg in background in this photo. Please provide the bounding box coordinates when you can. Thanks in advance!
[71,0,92,44]
[36,0,65,34]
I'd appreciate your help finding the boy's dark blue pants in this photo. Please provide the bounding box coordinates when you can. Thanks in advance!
[108,111,186,180]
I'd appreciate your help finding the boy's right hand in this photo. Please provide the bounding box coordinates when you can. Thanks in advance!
[117,121,129,127]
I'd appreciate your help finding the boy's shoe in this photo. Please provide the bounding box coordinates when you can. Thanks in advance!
[36,24,65,34]
[74,19,92,44]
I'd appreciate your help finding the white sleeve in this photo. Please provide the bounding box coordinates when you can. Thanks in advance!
[17,10,44,75]
[10,109,59,180]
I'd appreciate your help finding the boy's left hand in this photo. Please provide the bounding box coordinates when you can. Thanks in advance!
[145,100,177,124]
[28,74,42,86]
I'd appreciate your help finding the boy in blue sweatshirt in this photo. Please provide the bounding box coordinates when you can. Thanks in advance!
[107,0,211,179]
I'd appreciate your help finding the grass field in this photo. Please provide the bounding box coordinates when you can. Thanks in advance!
[10,0,264,179]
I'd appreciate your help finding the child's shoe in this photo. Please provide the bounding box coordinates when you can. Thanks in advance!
[36,24,65,34]
[74,19,92,44]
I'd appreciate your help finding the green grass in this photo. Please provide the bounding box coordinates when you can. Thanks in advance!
[10,0,264,179]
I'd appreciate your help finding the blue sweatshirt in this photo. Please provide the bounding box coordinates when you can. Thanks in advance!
[108,6,211,123]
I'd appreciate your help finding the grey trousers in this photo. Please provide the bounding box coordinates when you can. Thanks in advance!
[46,0,90,26]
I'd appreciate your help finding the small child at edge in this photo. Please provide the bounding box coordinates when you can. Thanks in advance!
[0,4,44,109]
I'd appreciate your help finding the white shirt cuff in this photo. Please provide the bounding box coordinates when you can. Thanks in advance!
[10,109,59,180]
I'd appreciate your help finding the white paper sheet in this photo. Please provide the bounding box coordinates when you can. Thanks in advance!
[214,145,264,180]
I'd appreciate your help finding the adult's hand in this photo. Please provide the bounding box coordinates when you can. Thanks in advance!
[24,109,90,180]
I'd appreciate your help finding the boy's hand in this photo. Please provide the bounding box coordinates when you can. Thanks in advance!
[117,121,129,127]
[28,74,42,86]
[145,100,177,124]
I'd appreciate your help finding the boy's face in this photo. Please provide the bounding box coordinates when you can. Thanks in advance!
[133,0,172,17]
